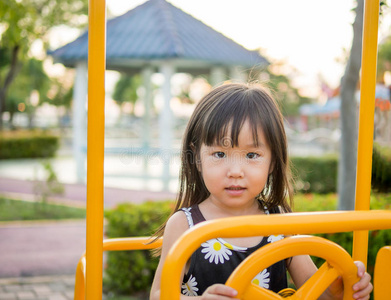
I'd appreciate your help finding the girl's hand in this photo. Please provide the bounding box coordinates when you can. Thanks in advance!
[201,284,238,299]
[352,261,372,300]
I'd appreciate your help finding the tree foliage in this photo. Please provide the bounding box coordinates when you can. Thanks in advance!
[0,0,88,128]
[6,58,50,123]
[112,74,142,115]
[47,81,74,109]
[0,0,87,48]
[377,37,391,81]
[266,71,311,116]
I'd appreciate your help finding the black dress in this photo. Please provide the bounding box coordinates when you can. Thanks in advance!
[180,204,288,296]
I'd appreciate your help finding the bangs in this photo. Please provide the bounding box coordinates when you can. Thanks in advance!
[201,90,266,147]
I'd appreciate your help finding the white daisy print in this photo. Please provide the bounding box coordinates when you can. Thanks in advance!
[201,239,233,264]
[267,234,284,243]
[252,268,270,288]
[181,275,199,296]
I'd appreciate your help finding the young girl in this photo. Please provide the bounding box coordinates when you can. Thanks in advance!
[150,83,372,299]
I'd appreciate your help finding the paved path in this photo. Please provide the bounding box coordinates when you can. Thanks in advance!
[0,176,176,299]
[0,275,75,300]
[0,220,86,278]
[0,220,84,299]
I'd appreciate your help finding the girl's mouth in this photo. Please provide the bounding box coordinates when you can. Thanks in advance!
[225,186,246,195]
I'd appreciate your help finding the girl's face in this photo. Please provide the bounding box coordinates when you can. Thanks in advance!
[199,120,273,212]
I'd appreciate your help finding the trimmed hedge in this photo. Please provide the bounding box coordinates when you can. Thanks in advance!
[291,156,338,194]
[104,194,391,297]
[291,143,391,194]
[0,130,59,159]
[103,201,173,296]
[372,143,391,192]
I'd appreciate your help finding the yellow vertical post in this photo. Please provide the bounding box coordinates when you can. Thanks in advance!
[353,0,380,265]
[86,0,106,299]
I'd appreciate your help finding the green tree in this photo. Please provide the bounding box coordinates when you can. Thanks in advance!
[45,78,74,127]
[6,58,50,128]
[112,74,142,117]
[266,71,311,117]
[48,82,73,109]
[0,0,88,129]
[377,36,391,81]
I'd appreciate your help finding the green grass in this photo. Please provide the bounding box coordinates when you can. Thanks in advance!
[0,197,86,221]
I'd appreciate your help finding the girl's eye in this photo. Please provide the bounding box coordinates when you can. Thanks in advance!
[213,152,226,158]
[246,152,260,159]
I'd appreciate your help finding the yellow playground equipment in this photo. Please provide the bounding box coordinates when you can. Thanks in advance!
[74,0,391,299]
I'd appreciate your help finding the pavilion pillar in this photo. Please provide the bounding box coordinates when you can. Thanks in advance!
[73,62,88,183]
[159,63,175,191]
[142,66,153,175]
[142,66,153,150]
[230,65,247,83]
[210,67,226,87]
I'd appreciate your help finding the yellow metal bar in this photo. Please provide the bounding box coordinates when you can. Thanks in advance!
[374,246,391,300]
[353,0,380,265]
[74,238,162,299]
[103,237,162,251]
[86,0,106,299]
[226,236,356,300]
[74,254,86,300]
[160,211,391,300]
[294,263,340,300]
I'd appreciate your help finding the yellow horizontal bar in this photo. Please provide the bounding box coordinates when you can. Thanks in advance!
[103,237,162,251]
[160,211,391,300]
[74,237,162,300]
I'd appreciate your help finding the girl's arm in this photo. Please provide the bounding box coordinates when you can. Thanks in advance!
[150,211,189,300]
[150,212,238,300]
[288,255,372,300]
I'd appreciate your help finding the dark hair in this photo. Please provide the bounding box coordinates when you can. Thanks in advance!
[153,83,293,242]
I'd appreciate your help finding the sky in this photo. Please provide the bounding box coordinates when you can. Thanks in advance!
[48,0,391,99]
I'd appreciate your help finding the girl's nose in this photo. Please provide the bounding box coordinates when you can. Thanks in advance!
[227,161,244,178]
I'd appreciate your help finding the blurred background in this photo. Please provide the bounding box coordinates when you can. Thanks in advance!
[0,0,390,299]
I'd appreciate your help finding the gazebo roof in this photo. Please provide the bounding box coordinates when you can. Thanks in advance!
[50,0,268,73]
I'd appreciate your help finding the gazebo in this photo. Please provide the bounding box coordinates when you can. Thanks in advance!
[50,0,268,187]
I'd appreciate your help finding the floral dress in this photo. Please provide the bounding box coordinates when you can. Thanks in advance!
[180,204,287,296]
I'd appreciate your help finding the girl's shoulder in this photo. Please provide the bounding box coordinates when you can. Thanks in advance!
[164,209,190,237]
[159,210,190,256]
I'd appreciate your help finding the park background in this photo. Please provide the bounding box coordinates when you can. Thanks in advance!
[0,0,391,299]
